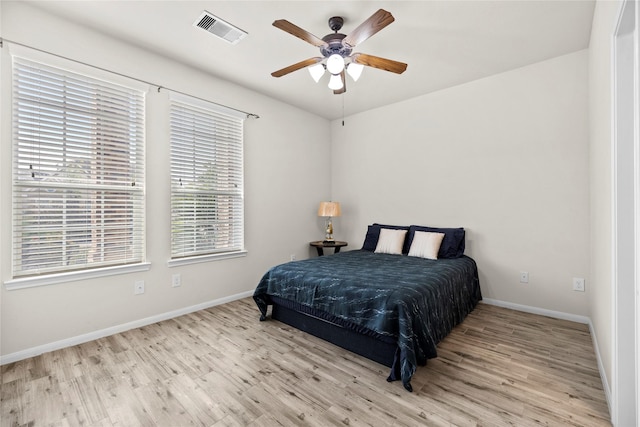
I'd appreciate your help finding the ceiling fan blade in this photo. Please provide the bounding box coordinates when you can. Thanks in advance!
[273,19,327,47]
[343,9,395,48]
[333,71,346,95]
[271,57,323,78]
[352,53,407,74]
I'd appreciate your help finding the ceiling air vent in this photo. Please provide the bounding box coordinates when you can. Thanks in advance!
[193,11,247,45]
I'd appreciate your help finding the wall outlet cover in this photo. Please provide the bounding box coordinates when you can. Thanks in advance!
[134,280,145,295]
[172,274,181,288]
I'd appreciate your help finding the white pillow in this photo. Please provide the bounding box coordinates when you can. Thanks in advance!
[408,231,445,260]
[374,228,407,255]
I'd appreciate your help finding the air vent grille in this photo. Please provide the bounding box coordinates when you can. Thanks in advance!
[193,11,247,45]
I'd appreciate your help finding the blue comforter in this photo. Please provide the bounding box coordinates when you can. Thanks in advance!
[253,250,481,391]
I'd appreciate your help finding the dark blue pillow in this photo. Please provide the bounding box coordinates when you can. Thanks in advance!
[361,223,410,252]
[406,225,465,259]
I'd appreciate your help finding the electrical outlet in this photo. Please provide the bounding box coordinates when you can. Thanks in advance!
[520,271,529,283]
[290,254,296,261]
[172,273,181,288]
[573,277,585,292]
[134,280,145,295]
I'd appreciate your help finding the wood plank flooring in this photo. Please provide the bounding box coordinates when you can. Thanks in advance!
[1,299,611,426]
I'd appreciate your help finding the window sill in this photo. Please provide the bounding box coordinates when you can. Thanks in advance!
[167,250,247,268]
[4,262,152,291]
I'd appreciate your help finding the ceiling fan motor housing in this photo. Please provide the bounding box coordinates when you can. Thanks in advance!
[320,16,352,58]
[320,33,352,58]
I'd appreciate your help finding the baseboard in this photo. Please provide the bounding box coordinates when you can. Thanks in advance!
[481,298,612,421]
[481,298,590,324]
[0,290,254,366]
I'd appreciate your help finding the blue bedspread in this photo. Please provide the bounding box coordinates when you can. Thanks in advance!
[253,250,481,391]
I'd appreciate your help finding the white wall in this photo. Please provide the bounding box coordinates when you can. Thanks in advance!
[0,2,331,358]
[331,50,590,316]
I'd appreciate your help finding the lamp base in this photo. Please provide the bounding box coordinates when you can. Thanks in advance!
[324,218,334,242]
[322,239,336,244]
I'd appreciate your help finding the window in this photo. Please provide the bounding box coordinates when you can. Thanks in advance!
[169,94,245,260]
[12,55,146,278]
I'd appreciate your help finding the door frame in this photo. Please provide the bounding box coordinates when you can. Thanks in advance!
[612,0,639,425]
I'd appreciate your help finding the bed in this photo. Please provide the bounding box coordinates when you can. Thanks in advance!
[253,223,482,392]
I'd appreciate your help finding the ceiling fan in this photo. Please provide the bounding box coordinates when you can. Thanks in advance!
[271,9,408,94]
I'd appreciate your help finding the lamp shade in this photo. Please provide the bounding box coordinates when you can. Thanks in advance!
[347,62,364,81]
[308,63,325,83]
[318,201,341,217]
[328,74,343,90]
[326,54,345,74]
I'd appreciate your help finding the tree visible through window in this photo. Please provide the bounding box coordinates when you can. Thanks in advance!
[169,94,245,259]
[12,56,145,277]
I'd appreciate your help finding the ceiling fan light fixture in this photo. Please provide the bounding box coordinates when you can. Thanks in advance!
[308,63,325,83]
[328,74,344,90]
[326,54,345,75]
[347,62,364,82]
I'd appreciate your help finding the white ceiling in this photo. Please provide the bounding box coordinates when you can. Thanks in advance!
[25,1,595,120]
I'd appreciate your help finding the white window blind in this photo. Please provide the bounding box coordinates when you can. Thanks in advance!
[170,94,245,259]
[12,56,146,278]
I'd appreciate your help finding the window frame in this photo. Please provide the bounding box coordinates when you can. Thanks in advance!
[6,46,150,290]
[167,92,246,266]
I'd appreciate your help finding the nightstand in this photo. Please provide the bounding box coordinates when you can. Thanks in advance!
[309,240,348,256]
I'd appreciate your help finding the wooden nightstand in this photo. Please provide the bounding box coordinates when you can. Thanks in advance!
[309,240,348,256]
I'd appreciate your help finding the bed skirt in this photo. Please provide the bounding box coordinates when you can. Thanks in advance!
[270,297,398,368]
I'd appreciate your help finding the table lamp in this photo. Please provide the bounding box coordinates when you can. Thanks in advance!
[318,201,341,242]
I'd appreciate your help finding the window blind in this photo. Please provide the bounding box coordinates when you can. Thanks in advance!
[12,56,145,277]
[170,95,244,259]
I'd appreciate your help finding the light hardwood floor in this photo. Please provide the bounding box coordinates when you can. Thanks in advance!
[1,298,611,426]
